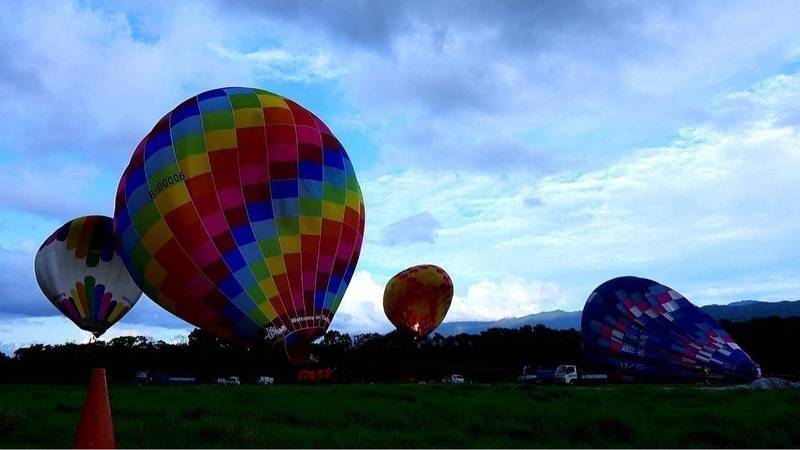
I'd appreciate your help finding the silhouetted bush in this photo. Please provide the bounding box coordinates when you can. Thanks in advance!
[0,317,796,383]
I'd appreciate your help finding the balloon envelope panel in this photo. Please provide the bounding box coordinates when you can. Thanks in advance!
[383,265,453,337]
[113,87,365,351]
[581,276,758,382]
[34,216,142,337]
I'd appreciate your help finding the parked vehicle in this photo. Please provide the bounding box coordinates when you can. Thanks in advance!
[442,374,465,384]
[155,373,171,384]
[554,364,579,384]
[580,372,609,384]
[519,366,555,383]
[133,371,150,385]
[216,376,241,385]
[519,365,608,385]
[257,376,275,385]
[168,376,197,384]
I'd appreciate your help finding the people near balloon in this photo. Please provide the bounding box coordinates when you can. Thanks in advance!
[581,276,759,382]
[34,216,143,337]
[113,87,365,363]
[383,264,453,338]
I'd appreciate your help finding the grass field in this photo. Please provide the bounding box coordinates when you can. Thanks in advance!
[1,383,798,448]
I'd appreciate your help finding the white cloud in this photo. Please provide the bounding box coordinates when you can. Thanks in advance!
[314,1,800,172]
[2,1,800,341]
[121,296,194,329]
[0,2,312,160]
[725,73,800,108]
[0,158,110,218]
[718,72,800,128]
[0,315,85,351]
[329,270,572,333]
[0,240,37,253]
[356,69,800,311]
[210,44,346,82]
[0,2,349,220]
[527,125,800,261]
[380,211,441,246]
[330,270,392,335]
[684,273,800,306]
[0,243,54,317]
[87,322,191,344]
[618,3,800,97]
[0,314,191,354]
[449,278,570,322]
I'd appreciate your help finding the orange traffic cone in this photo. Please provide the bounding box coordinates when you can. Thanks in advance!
[73,368,116,449]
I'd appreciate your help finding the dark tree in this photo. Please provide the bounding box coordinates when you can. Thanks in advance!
[0,316,797,384]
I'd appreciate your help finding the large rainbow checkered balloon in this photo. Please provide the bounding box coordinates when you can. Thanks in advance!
[35,216,143,337]
[581,276,759,382]
[113,87,365,360]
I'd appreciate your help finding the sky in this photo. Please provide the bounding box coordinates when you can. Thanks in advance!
[2,0,800,353]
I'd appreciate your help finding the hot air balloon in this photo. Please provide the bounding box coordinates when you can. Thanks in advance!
[383,265,453,337]
[581,276,759,382]
[113,87,365,362]
[34,216,142,337]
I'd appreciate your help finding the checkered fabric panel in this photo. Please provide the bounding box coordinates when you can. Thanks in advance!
[114,88,365,344]
[580,276,758,381]
[383,265,453,337]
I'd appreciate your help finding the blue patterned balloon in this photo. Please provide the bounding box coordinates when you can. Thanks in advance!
[582,276,759,382]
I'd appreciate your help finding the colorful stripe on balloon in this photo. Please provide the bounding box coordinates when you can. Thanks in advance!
[114,87,365,343]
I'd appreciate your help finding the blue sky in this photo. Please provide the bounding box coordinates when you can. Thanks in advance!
[2,0,800,353]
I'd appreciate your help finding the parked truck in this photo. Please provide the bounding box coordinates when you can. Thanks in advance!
[257,376,275,385]
[133,371,151,385]
[216,376,241,385]
[519,364,608,385]
[442,374,465,384]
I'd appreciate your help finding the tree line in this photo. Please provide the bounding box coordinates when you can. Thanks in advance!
[0,316,797,384]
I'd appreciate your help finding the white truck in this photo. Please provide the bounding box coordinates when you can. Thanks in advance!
[519,365,608,385]
[257,376,275,385]
[216,376,241,385]
[553,365,579,384]
[133,371,151,385]
[442,374,465,384]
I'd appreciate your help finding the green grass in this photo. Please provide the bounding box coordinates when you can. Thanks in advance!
[0,383,798,448]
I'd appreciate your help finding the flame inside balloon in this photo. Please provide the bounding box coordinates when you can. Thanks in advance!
[383,264,453,338]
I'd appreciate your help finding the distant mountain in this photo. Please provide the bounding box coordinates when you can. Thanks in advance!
[435,300,800,336]
[436,310,581,336]
[701,300,800,321]
[726,300,760,307]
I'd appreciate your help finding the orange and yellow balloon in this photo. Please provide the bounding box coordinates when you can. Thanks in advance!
[383,264,453,337]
